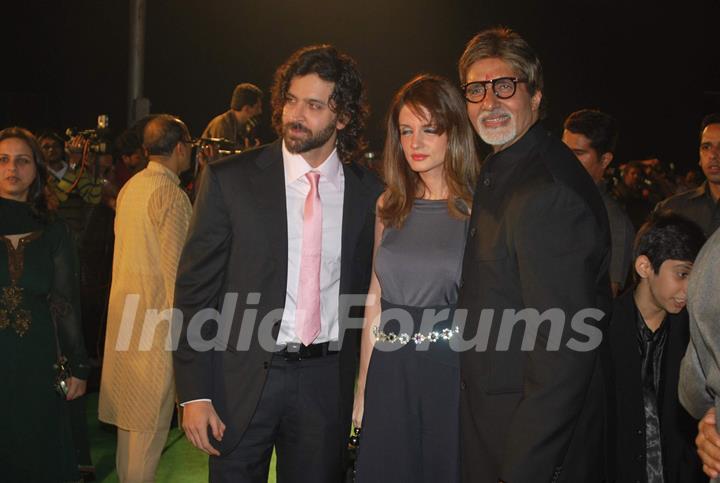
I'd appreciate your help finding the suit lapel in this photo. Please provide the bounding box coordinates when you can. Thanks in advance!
[339,163,369,294]
[248,141,288,285]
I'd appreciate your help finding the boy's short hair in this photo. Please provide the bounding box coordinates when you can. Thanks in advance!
[633,211,706,274]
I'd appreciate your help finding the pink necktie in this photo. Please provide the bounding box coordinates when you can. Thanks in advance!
[296,171,322,346]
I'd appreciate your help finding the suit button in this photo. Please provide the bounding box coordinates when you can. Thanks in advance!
[469,227,476,238]
[459,278,464,288]
[636,428,643,435]
[483,177,491,187]
[636,453,644,461]
[460,380,466,390]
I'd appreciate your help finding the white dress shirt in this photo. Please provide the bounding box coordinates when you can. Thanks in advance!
[277,141,344,345]
[182,144,346,405]
[47,161,68,180]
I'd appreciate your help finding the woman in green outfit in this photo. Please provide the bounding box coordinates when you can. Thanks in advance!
[0,127,89,482]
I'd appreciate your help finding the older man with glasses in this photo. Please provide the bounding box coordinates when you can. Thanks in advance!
[456,27,613,483]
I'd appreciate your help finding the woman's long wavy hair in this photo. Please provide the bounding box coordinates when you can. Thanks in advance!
[379,74,479,228]
[271,44,369,164]
[0,127,50,220]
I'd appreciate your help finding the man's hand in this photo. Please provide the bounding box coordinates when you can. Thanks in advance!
[243,137,261,149]
[65,377,86,401]
[182,401,226,456]
[66,135,86,167]
[697,407,720,478]
[197,144,218,168]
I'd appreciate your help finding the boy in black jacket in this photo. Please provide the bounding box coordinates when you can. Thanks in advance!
[608,212,706,482]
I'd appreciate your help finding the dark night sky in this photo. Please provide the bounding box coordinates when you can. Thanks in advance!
[2,0,717,172]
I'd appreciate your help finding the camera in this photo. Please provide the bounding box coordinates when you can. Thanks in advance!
[194,137,244,157]
[65,114,112,154]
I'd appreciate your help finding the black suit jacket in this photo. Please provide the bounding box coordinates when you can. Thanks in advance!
[607,289,705,482]
[173,141,382,454]
[458,123,613,483]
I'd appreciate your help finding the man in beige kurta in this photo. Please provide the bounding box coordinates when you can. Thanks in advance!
[99,115,193,482]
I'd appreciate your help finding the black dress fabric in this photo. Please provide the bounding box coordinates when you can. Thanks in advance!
[0,197,89,482]
[356,199,466,483]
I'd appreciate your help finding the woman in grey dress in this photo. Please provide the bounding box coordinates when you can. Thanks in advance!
[353,74,479,483]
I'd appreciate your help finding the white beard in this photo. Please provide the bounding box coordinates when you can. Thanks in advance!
[475,111,517,147]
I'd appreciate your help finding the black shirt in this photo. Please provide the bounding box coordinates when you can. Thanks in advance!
[637,308,668,483]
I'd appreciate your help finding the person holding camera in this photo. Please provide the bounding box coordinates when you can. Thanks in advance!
[41,131,105,244]
[0,127,89,481]
[203,82,264,150]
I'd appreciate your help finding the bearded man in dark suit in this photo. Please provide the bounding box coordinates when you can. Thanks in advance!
[173,45,382,483]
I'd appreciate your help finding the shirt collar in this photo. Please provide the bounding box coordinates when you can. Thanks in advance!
[634,302,668,342]
[698,181,720,205]
[146,160,180,185]
[282,140,343,190]
[47,161,68,179]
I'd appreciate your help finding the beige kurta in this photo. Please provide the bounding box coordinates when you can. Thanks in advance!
[99,162,192,431]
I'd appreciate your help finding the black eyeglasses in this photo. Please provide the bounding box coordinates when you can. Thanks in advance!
[461,77,528,103]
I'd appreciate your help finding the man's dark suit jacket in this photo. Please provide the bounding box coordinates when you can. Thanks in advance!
[607,289,705,482]
[458,123,613,483]
[172,141,382,454]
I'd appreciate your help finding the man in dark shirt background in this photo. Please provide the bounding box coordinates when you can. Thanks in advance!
[656,113,720,237]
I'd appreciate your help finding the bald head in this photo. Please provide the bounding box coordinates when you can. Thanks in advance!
[143,114,190,156]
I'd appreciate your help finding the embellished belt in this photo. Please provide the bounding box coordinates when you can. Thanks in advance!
[374,299,460,346]
[373,324,460,345]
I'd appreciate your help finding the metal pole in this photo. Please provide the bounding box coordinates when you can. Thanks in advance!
[128,0,149,126]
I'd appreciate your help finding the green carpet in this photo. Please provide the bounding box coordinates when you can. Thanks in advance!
[86,391,277,482]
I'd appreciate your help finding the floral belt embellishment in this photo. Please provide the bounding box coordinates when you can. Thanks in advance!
[373,325,460,345]
[0,285,31,337]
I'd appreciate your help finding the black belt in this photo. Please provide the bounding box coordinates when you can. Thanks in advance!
[275,342,339,361]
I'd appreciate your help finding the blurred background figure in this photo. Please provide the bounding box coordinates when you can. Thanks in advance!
[563,108,635,296]
[39,130,66,178]
[39,130,104,243]
[202,82,263,150]
[113,122,149,191]
[613,160,654,231]
[656,113,720,238]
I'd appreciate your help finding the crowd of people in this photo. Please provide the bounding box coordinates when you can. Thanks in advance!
[1,25,720,483]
